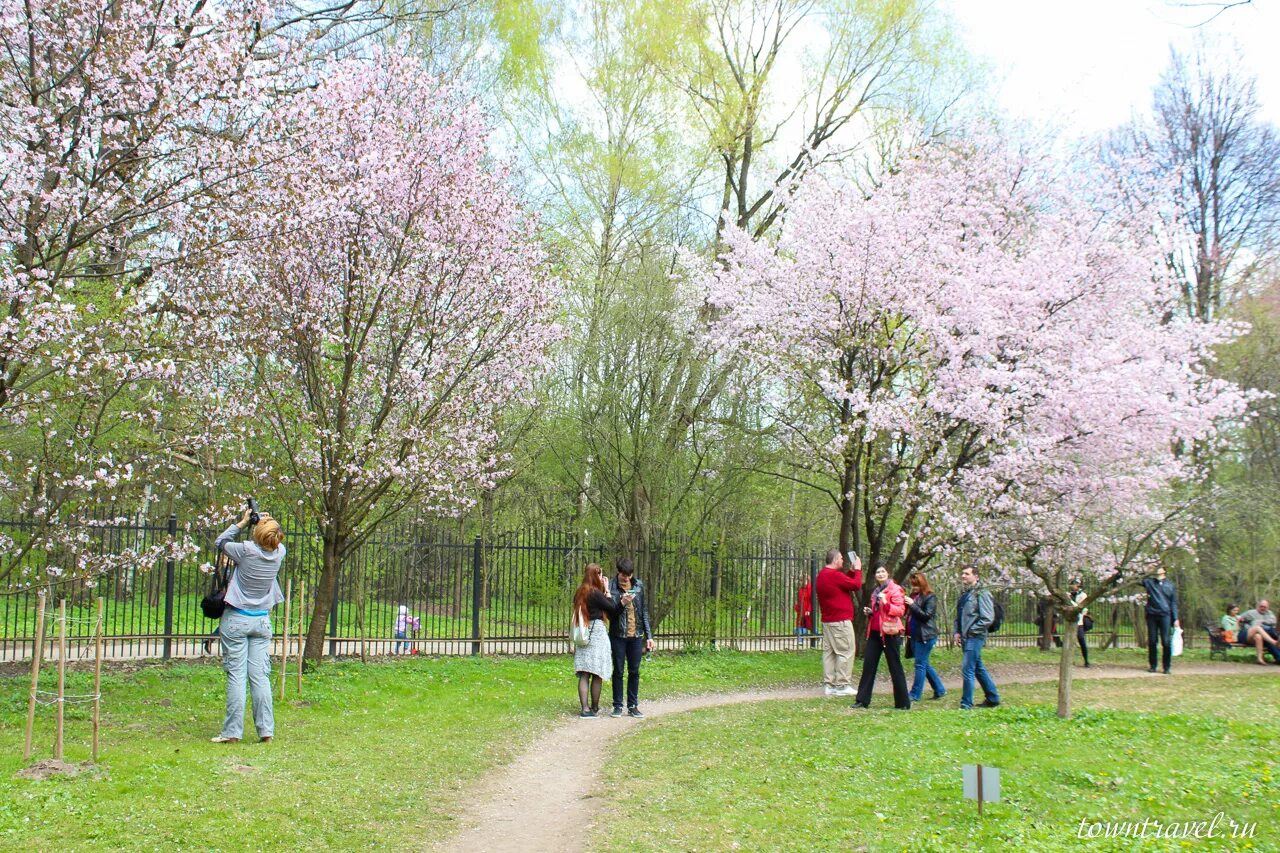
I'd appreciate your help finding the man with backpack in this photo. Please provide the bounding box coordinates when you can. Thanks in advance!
[953,565,1000,709]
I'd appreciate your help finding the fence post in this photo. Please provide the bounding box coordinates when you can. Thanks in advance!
[328,567,340,658]
[471,535,483,656]
[809,551,819,649]
[710,543,720,650]
[163,513,177,660]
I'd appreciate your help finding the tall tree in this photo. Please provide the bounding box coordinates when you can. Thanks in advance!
[703,137,1245,627]
[191,54,559,663]
[1120,44,1280,322]
[0,0,283,585]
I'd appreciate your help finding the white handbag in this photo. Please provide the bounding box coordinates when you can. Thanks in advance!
[570,611,592,648]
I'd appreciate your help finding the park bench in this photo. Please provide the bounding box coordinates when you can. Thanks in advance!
[1204,624,1253,661]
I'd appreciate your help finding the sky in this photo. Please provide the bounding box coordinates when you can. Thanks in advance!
[944,0,1280,134]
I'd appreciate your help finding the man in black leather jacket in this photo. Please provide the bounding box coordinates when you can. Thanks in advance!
[608,558,654,718]
[1142,567,1180,674]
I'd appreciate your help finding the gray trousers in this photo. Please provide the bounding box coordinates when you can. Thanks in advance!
[220,610,274,739]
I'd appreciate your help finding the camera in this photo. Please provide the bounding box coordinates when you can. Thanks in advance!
[247,497,260,526]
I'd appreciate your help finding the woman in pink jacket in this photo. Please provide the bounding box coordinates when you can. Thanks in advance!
[853,565,911,710]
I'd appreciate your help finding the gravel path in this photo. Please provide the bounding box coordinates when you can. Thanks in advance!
[433,661,1274,853]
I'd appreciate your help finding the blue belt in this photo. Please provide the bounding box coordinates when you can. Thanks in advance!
[229,606,269,617]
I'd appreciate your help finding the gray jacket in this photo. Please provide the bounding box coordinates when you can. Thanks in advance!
[954,583,994,639]
[215,524,285,612]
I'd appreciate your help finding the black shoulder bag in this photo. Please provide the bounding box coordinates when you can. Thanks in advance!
[201,557,233,620]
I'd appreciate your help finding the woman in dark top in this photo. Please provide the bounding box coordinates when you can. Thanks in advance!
[906,571,945,702]
[572,563,627,717]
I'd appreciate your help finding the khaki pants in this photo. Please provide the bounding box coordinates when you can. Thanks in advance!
[821,620,856,688]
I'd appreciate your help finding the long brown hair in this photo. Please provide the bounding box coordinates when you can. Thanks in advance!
[573,563,608,624]
[909,571,933,596]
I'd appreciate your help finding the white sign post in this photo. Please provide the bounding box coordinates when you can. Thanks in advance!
[963,764,1001,815]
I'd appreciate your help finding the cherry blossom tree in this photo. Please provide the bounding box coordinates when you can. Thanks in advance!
[187,53,560,663]
[0,0,450,588]
[0,0,294,586]
[703,140,1247,658]
[947,193,1249,715]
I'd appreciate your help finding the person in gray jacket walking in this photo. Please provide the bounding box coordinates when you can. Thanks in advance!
[1141,568,1179,674]
[953,565,1000,709]
[212,507,286,743]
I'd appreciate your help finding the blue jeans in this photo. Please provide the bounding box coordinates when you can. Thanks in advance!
[220,610,274,739]
[909,637,945,700]
[960,635,999,708]
[395,630,407,654]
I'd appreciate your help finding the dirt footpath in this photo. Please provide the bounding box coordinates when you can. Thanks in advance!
[433,661,1273,853]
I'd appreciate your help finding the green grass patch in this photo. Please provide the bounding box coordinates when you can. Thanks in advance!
[0,650,817,851]
[601,675,1280,852]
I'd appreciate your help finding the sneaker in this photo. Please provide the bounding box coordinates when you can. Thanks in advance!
[579,710,597,718]
[1162,669,1171,675]
[1147,667,1157,673]
[627,707,645,718]
[210,736,239,744]
[610,706,624,718]
[930,692,946,700]
[851,702,870,710]
[977,699,1000,708]
[823,685,837,696]
[833,685,856,697]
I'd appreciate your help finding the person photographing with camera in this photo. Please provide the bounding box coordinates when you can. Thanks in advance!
[608,558,654,718]
[211,500,286,744]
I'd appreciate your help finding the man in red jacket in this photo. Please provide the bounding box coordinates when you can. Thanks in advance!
[815,548,863,696]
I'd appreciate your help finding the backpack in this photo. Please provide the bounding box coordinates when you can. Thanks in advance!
[988,598,1004,633]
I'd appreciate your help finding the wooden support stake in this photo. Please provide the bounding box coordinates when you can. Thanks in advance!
[55,599,66,761]
[976,764,985,816]
[357,571,367,663]
[279,578,292,700]
[23,592,47,761]
[296,581,304,695]
[93,597,103,762]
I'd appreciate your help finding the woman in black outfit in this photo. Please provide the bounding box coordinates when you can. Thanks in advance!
[906,571,945,701]
[572,563,629,717]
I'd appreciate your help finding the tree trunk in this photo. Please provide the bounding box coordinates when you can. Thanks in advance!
[304,530,341,666]
[1057,617,1076,719]
[1133,603,1147,647]
[1039,599,1055,651]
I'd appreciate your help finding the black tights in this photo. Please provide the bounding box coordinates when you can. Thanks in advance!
[577,672,602,712]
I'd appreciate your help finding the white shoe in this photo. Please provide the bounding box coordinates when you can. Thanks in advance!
[823,685,837,696]
[834,686,856,696]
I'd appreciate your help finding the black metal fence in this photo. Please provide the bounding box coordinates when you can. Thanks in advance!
[0,516,1150,662]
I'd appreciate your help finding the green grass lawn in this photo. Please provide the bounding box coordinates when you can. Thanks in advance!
[3,647,1271,852]
[0,650,818,851]
[601,674,1280,853]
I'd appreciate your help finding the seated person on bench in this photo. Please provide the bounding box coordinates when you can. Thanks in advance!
[1237,601,1280,665]
[1220,605,1240,644]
